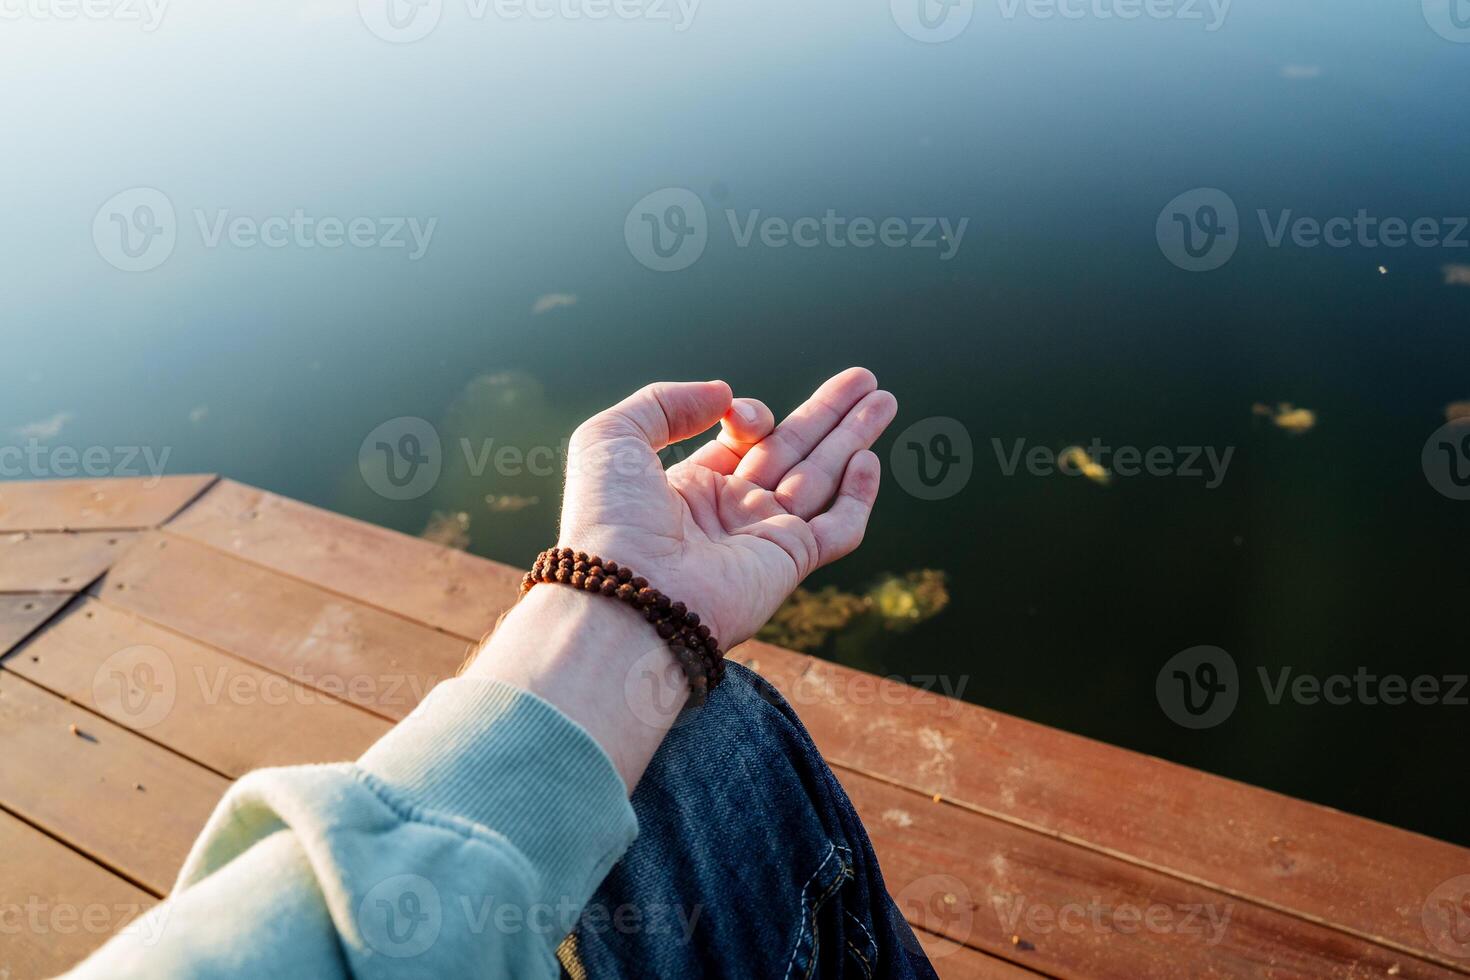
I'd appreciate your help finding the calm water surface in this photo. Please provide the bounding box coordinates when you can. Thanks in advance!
[2,0,1467,843]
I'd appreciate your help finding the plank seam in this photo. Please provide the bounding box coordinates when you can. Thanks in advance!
[0,799,164,900]
[826,760,1469,975]
[67,592,403,726]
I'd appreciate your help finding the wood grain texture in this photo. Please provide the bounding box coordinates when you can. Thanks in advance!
[0,594,69,657]
[727,644,1470,968]
[94,532,469,720]
[841,772,1457,980]
[0,476,215,532]
[5,597,391,777]
[166,480,524,640]
[0,811,155,980]
[913,929,1049,979]
[158,478,1470,969]
[0,531,139,592]
[0,673,227,894]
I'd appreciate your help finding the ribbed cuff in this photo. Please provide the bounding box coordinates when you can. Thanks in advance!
[356,677,637,929]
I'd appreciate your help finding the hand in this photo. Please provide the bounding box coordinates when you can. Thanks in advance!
[557,368,898,649]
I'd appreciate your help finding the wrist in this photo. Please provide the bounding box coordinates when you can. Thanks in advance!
[465,581,691,791]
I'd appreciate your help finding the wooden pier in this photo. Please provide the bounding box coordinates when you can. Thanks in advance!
[0,475,1466,978]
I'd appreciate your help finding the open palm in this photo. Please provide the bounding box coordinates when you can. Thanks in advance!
[559,368,898,648]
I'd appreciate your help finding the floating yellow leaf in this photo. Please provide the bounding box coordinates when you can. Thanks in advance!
[1252,402,1316,434]
[1059,446,1112,485]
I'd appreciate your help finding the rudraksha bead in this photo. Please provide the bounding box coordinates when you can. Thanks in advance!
[522,546,727,699]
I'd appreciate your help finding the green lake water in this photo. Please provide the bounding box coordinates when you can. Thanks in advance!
[3,0,1467,844]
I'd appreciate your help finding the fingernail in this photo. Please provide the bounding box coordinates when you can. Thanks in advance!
[735,402,758,423]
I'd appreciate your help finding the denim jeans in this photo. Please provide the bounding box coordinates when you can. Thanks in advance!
[557,663,939,979]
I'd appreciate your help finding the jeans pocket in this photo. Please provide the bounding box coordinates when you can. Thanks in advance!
[782,840,859,980]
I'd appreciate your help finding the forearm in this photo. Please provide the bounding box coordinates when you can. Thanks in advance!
[463,583,690,791]
[65,676,638,979]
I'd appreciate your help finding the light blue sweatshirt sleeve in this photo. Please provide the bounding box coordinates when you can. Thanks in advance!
[62,677,639,979]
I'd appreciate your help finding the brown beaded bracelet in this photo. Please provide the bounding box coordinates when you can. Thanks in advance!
[520,547,726,704]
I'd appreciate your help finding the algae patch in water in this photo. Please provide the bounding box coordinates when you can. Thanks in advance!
[760,570,950,652]
[421,510,471,550]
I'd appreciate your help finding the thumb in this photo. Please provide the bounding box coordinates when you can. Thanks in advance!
[584,380,733,450]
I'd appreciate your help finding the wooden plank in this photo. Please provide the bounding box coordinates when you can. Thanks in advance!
[0,476,215,532]
[727,645,1470,967]
[913,929,1047,979]
[94,533,468,720]
[0,673,228,894]
[0,594,69,657]
[138,479,1470,966]
[0,810,155,980]
[843,773,1455,980]
[166,480,524,641]
[0,531,139,592]
[4,598,391,778]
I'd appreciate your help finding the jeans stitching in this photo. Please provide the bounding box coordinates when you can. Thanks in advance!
[781,842,855,980]
[844,938,874,979]
[844,909,877,979]
[801,864,852,980]
[781,842,837,980]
